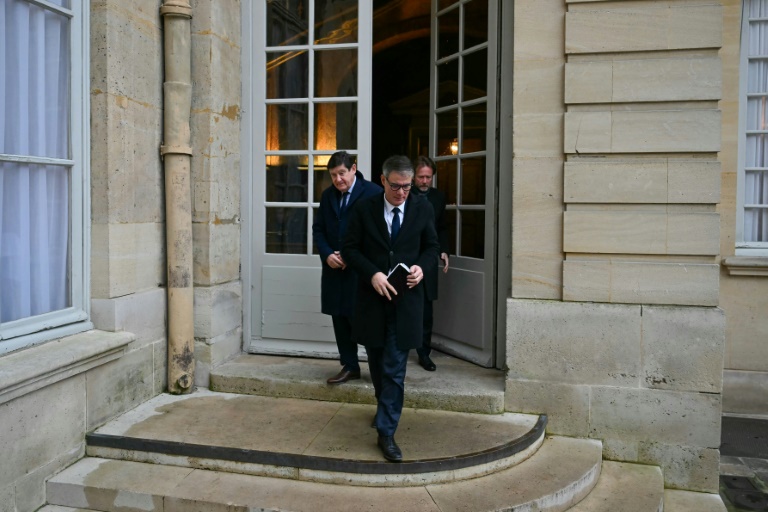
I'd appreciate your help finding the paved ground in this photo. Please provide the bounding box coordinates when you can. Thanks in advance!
[719,415,768,512]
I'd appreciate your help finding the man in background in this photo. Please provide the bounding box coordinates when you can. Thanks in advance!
[313,151,381,384]
[412,156,450,372]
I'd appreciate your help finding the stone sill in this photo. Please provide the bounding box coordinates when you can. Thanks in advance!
[722,257,768,277]
[0,329,135,406]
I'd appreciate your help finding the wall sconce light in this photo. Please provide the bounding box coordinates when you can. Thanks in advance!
[450,138,458,155]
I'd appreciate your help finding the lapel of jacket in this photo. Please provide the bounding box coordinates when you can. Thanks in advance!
[371,194,390,244]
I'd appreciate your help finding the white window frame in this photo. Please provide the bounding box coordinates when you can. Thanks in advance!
[737,0,768,256]
[0,0,92,354]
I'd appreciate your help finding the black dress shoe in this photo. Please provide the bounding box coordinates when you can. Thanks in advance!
[326,369,361,384]
[418,355,436,371]
[377,435,402,462]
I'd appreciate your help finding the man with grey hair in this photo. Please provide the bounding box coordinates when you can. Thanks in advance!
[343,155,440,462]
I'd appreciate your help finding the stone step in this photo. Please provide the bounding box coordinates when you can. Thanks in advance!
[47,436,603,512]
[38,507,98,512]
[663,489,728,512]
[210,353,506,414]
[568,460,664,512]
[84,389,545,486]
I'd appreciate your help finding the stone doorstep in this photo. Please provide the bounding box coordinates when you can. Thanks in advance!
[47,436,604,512]
[209,352,506,414]
[84,389,545,487]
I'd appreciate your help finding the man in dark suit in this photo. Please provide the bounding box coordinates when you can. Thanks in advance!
[313,151,381,384]
[412,156,450,372]
[343,155,440,462]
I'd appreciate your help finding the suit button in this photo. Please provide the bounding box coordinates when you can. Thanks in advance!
[389,251,394,256]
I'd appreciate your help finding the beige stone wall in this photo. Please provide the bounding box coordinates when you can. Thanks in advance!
[189,0,243,387]
[507,0,727,492]
[718,0,768,415]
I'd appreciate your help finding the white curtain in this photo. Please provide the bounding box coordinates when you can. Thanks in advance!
[0,0,70,323]
[745,0,768,242]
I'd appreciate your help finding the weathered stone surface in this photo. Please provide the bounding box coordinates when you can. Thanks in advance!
[568,460,664,512]
[513,114,565,158]
[152,338,168,396]
[589,386,721,448]
[641,306,725,393]
[507,299,641,386]
[566,4,722,54]
[639,442,720,493]
[193,223,241,286]
[513,59,565,115]
[194,281,243,339]
[86,345,155,430]
[13,446,82,512]
[0,376,85,487]
[91,288,167,345]
[505,379,590,437]
[194,327,243,388]
[664,489,727,512]
[722,369,768,415]
[514,0,566,61]
[563,260,720,306]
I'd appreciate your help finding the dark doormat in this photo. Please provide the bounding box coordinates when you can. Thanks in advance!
[721,476,768,511]
[721,417,768,459]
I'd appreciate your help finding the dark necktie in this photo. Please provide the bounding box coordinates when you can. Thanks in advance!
[391,207,401,241]
[339,192,349,216]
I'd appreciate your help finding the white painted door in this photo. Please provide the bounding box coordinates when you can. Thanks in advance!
[429,0,499,367]
[245,0,372,356]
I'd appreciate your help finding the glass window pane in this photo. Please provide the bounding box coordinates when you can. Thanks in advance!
[436,159,458,205]
[1,162,70,322]
[267,0,308,46]
[750,0,768,17]
[437,58,459,107]
[746,134,768,167]
[266,207,308,254]
[314,155,335,202]
[464,0,488,49]
[748,61,768,93]
[461,157,486,205]
[1,2,70,159]
[315,49,358,97]
[744,207,768,242]
[460,210,484,258]
[747,97,768,130]
[315,0,358,44]
[438,7,460,59]
[267,103,308,150]
[436,110,458,157]
[463,49,487,101]
[463,102,487,152]
[439,0,458,10]
[266,155,308,202]
[267,51,309,99]
[749,20,768,56]
[314,102,357,150]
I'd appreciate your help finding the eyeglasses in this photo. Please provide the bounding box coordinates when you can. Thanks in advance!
[385,179,413,191]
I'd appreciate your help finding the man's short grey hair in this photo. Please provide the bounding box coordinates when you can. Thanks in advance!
[382,155,414,179]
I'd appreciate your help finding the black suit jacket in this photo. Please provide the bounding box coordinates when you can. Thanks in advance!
[312,171,381,317]
[416,187,450,301]
[342,193,440,350]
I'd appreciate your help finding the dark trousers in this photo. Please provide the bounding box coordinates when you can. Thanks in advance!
[331,315,359,372]
[416,298,433,359]
[367,307,409,437]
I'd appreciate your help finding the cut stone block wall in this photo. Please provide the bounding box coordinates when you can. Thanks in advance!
[506,299,725,492]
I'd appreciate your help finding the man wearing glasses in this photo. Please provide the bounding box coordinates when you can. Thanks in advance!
[343,155,440,462]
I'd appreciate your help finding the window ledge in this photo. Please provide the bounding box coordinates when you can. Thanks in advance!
[0,329,135,406]
[722,256,768,277]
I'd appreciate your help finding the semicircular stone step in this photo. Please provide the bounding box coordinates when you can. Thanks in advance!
[49,437,603,512]
[86,389,545,486]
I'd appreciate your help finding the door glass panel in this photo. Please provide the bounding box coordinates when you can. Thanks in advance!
[461,157,486,204]
[267,0,308,46]
[436,110,458,157]
[266,155,309,202]
[460,210,484,258]
[438,7,460,59]
[267,104,308,150]
[267,51,309,99]
[438,0,457,11]
[315,49,358,97]
[437,58,459,107]
[436,159,458,205]
[315,0,358,44]
[464,0,488,48]
[463,102,486,152]
[314,102,357,150]
[313,154,335,201]
[463,49,487,101]
[266,207,308,254]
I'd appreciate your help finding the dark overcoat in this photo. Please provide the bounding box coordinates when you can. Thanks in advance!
[312,171,381,317]
[342,193,440,350]
[417,187,450,301]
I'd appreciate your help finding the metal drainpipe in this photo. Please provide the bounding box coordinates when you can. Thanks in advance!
[160,0,194,394]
